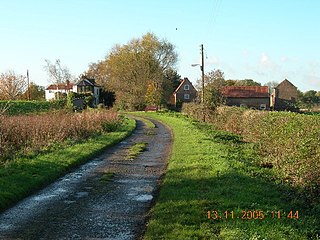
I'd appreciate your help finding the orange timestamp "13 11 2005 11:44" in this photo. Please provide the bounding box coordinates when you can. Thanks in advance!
[207,210,299,220]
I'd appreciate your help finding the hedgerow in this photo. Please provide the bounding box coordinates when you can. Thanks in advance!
[182,103,320,201]
[0,100,65,115]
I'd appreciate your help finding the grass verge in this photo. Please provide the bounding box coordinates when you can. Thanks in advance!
[126,114,156,128]
[135,112,319,240]
[126,142,148,160]
[100,171,116,183]
[0,117,136,212]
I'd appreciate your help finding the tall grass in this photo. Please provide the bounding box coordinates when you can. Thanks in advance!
[0,110,120,163]
[182,103,320,201]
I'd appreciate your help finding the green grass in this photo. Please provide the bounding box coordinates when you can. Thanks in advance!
[100,171,115,183]
[134,112,319,240]
[126,142,148,160]
[0,117,136,212]
[127,114,156,128]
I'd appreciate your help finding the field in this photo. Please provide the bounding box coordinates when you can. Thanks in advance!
[134,112,319,239]
[0,110,136,211]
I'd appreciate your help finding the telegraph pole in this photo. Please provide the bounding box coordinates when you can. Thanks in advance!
[201,44,205,122]
[27,69,31,100]
[191,44,206,121]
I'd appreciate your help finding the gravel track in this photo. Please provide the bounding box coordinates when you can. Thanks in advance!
[0,117,172,240]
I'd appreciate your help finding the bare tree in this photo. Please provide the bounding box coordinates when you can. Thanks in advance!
[44,59,73,84]
[0,70,27,100]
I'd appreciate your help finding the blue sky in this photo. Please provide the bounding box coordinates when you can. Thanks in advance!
[0,0,319,92]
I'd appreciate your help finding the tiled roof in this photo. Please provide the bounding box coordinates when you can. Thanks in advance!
[46,83,74,90]
[174,79,187,93]
[76,79,97,87]
[275,79,297,89]
[221,86,269,98]
[174,78,196,93]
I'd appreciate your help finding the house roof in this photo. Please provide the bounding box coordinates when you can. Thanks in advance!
[46,83,74,90]
[174,78,196,93]
[275,79,297,89]
[76,78,98,87]
[221,86,269,98]
[76,79,96,87]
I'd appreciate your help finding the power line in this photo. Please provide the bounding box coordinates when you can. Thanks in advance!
[207,0,223,33]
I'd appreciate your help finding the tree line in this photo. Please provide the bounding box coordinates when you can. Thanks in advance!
[1,32,319,111]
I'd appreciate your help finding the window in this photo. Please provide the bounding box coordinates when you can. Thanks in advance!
[184,84,190,90]
[184,94,190,100]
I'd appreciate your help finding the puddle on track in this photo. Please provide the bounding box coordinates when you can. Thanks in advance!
[134,194,153,202]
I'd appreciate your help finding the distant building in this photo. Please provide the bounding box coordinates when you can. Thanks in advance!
[74,77,101,106]
[45,77,101,106]
[170,78,197,107]
[45,82,73,101]
[270,79,299,111]
[221,86,270,110]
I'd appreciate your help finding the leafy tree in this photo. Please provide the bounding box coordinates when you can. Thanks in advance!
[225,80,236,86]
[162,69,181,104]
[85,61,108,86]
[235,79,261,86]
[0,70,27,100]
[205,70,225,110]
[44,59,74,84]
[196,69,225,111]
[21,82,45,100]
[298,90,320,110]
[145,82,160,105]
[86,32,178,110]
[99,90,115,108]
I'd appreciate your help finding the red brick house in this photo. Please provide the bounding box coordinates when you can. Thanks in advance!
[170,78,197,106]
[221,86,270,110]
[270,79,298,111]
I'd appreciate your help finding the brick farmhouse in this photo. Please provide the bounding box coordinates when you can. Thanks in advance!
[170,78,197,106]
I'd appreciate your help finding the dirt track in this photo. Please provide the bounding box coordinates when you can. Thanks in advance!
[0,117,172,239]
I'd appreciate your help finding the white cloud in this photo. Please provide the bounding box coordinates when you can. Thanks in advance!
[206,55,219,65]
[303,60,320,90]
[260,53,269,65]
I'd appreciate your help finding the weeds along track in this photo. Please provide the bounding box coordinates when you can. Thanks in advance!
[0,110,119,163]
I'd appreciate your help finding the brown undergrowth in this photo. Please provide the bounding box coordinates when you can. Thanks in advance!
[0,110,120,163]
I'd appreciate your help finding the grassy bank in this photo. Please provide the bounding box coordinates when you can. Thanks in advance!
[135,112,319,239]
[0,117,136,212]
